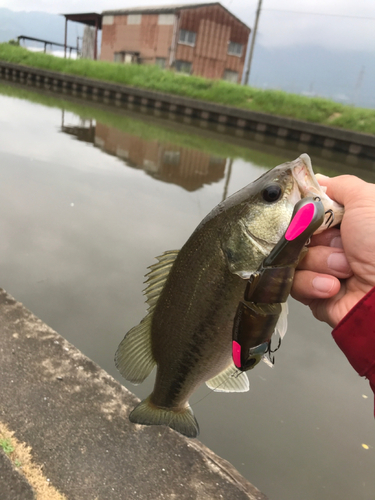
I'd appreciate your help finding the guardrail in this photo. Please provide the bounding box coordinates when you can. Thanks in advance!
[17,35,79,56]
[1,60,374,160]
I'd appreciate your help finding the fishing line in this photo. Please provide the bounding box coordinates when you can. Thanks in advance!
[190,371,244,408]
[190,383,225,407]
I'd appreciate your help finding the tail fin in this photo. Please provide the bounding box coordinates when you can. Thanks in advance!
[129,397,200,438]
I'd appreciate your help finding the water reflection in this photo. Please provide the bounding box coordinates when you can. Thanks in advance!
[61,115,96,144]
[94,122,227,192]
[0,84,375,500]
[61,111,228,192]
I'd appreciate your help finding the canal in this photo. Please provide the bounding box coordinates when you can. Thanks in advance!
[0,82,374,500]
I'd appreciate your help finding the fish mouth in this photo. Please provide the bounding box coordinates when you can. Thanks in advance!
[292,154,323,198]
[291,154,344,232]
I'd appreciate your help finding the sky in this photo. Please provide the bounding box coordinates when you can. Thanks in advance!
[1,0,375,53]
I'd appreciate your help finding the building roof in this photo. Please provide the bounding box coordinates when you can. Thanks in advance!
[62,12,102,29]
[102,2,249,30]
[103,2,217,15]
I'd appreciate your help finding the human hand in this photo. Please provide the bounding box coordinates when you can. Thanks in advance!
[291,174,375,328]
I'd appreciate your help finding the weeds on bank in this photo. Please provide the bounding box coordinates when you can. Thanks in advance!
[1,42,374,135]
[0,421,67,500]
[0,437,14,454]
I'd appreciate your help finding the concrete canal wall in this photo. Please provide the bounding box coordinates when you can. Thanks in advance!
[1,60,374,161]
[0,288,268,500]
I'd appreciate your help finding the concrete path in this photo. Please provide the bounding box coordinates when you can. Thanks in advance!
[0,289,267,500]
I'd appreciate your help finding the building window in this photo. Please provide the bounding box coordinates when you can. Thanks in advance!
[223,69,239,83]
[178,30,196,47]
[155,58,166,69]
[114,52,139,64]
[228,41,243,57]
[128,14,141,25]
[124,53,134,64]
[209,156,225,165]
[163,151,180,165]
[114,52,124,63]
[143,159,158,172]
[158,14,175,25]
[116,147,129,159]
[175,60,192,74]
[103,15,114,25]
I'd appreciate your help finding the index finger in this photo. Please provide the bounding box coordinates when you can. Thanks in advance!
[309,227,341,248]
[316,174,373,208]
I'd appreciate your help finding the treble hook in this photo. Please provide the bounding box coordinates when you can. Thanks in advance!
[313,196,334,227]
[262,337,282,366]
[324,209,334,228]
[269,337,282,354]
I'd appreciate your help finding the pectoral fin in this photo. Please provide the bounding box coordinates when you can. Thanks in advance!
[206,362,249,392]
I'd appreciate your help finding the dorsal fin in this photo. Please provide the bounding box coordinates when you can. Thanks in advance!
[144,250,179,311]
[115,250,179,384]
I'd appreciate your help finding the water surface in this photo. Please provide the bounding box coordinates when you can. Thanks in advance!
[0,83,374,500]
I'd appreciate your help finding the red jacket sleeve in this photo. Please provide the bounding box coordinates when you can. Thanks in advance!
[332,286,375,416]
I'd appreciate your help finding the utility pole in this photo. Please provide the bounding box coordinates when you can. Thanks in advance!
[353,66,365,106]
[243,0,263,86]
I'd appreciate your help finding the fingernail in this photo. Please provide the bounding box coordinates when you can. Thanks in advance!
[313,277,335,293]
[327,252,350,273]
[330,236,343,249]
[316,173,329,181]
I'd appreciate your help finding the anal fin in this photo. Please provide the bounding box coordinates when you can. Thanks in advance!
[275,301,289,339]
[206,363,249,392]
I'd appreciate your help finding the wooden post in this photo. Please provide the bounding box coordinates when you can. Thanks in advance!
[94,18,98,60]
[64,17,68,58]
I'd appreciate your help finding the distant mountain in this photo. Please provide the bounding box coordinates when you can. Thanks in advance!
[0,8,83,47]
[0,8,373,109]
[250,44,375,109]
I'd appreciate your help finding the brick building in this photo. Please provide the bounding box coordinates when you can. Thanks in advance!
[100,2,250,83]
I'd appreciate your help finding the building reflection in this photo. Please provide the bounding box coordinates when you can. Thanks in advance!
[61,115,96,144]
[61,112,227,192]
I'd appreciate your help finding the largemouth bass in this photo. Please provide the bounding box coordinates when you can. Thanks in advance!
[115,154,343,438]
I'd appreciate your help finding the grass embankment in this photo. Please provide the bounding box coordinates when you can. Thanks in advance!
[1,42,375,135]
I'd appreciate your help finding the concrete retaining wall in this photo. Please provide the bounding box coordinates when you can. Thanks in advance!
[0,288,268,500]
[1,60,374,160]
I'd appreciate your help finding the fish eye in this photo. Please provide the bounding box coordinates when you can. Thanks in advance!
[262,184,282,203]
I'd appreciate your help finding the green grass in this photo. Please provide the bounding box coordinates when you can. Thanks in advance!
[1,42,375,135]
[0,437,15,454]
